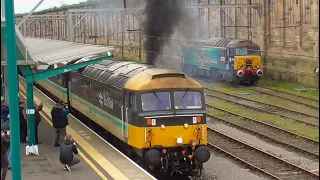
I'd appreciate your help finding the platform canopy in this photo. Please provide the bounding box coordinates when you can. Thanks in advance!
[1,25,114,66]
[23,38,114,65]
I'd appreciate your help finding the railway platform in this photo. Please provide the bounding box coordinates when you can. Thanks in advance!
[5,81,156,180]
[5,118,103,180]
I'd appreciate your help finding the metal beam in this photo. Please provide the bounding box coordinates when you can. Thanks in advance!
[17,0,45,27]
[25,56,113,82]
[17,14,67,18]
[4,0,22,179]
[68,4,260,13]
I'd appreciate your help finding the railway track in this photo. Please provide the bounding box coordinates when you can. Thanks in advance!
[246,86,319,109]
[256,85,319,102]
[207,127,319,180]
[205,104,319,159]
[204,88,319,127]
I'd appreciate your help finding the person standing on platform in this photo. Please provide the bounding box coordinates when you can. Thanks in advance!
[1,129,10,180]
[1,115,11,170]
[19,102,27,143]
[59,134,80,171]
[1,100,9,123]
[51,102,70,147]
[34,102,44,144]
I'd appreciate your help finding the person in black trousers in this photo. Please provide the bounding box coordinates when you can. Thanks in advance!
[19,102,27,143]
[51,102,70,147]
[34,102,43,144]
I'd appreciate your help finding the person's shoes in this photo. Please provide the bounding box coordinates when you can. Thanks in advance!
[36,142,42,145]
[54,144,60,147]
[65,164,71,171]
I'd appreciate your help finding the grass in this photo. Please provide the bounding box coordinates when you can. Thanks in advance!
[201,79,319,110]
[205,97,319,141]
[259,79,319,99]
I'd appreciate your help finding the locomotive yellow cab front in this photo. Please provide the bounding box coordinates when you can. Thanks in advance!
[123,68,210,175]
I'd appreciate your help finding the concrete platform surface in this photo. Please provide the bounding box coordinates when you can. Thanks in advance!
[5,109,103,180]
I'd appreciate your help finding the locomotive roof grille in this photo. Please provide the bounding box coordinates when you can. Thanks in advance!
[77,60,201,91]
[79,60,151,90]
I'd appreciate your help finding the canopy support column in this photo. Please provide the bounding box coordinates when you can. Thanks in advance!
[20,65,38,155]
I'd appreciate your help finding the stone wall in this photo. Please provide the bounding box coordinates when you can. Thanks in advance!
[16,0,319,87]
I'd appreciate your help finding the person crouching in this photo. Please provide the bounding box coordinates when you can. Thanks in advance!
[59,134,80,171]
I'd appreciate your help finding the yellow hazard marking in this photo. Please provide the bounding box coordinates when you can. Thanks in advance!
[19,85,130,180]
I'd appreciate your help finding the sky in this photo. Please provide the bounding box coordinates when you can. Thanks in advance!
[14,0,84,14]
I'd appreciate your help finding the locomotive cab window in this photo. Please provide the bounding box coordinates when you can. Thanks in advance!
[236,48,261,56]
[174,91,202,109]
[141,92,171,111]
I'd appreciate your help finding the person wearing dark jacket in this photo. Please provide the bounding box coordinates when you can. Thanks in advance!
[1,115,11,169]
[51,102,70,147]
[35,102,44,144]
[19,102,27,143]
[59,134,80,171]
[1,100,9,123]
[1,130,10,180]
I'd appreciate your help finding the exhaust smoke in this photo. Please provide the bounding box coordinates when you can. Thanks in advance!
[143,0,185,65]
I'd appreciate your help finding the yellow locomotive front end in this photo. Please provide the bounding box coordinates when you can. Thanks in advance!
[123,69,210,177]
[231,44,263,85]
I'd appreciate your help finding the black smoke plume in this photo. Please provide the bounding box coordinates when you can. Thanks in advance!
[143,0,184,65]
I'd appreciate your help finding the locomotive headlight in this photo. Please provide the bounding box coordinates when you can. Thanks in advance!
[160,124,165,130]
[177,137,183,144]
[184,123,189,129]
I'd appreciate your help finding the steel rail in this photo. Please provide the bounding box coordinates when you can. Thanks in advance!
[206,106,319,158]
[204,87,318,119]
[204,90,319,127]
[207,128,319,180]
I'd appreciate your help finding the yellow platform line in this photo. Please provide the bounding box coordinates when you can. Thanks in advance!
[19,86,130,180]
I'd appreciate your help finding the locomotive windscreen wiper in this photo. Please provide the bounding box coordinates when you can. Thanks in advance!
[153,92,162,104]
[180,88,189,101]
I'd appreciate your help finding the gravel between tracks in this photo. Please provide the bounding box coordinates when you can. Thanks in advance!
[206,108,319,157]
[207,129,318,180]
[198,151,268,180]
[209,122,319,171]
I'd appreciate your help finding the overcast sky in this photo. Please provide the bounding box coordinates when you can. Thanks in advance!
[14,0,83,14]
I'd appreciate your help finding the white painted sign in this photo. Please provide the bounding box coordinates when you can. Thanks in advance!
[97,90,114,109]
[193,117,197,124]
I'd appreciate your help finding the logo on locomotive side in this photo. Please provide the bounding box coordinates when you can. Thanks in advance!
[97,90,114,109]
